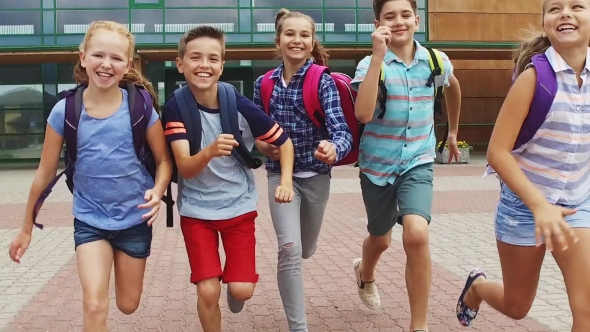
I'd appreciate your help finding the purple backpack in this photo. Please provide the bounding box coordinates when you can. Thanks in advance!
[32,84,167,229]
[512,53,557,150]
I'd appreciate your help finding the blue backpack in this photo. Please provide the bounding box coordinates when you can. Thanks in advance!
[163,82,262,227]
[32,84,173,229]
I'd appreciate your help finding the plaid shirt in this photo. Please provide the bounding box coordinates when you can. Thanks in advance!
[253,59,353,174]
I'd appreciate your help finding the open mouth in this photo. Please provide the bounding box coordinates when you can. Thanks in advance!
[195,72,212,78]
[557,23,577,32]
[96,72,114,80]
[289,47,304,52]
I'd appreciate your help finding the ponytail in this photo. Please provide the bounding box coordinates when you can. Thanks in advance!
[72,59,158,111]
[311,40,329,66]
[513,30,551,79]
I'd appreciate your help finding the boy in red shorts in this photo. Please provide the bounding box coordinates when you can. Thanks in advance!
[162,26,295,332]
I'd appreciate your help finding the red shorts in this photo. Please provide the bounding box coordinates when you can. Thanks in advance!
[180,211,259,284]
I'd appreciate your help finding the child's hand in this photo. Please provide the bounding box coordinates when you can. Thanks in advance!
[9,231,31,263]
[139,189,162,226]
[206,134,239,158]
[371,26,392,59]
[531,202,578,252]
[314,140,337,165]
[275,183,294,204]
[255,141,280,161]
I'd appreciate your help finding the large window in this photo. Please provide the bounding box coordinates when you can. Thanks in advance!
[0,1,428,47]
[0,64,47,161]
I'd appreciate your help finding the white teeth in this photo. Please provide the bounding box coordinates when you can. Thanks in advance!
[558,24,576,31]
[196,73,211,77]
[290,48,303,51]
[97,72,112,77]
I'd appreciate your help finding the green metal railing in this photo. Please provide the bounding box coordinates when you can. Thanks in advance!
[0,0,429,49]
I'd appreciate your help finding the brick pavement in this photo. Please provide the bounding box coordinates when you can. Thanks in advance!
[0,156,569,331]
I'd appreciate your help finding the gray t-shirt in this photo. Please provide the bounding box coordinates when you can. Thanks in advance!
[163,92,288,220]
[47,89,159,230]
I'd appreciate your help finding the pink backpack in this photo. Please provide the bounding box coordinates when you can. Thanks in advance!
[260,64,360,166]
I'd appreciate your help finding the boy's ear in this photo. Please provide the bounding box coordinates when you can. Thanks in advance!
[374,20,380,29]
[175,57,183,74]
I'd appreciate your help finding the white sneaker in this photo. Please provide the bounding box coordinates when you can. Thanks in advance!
[353,257,381,310]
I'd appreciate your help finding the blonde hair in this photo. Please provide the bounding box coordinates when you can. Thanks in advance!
[274,8,329,66]
[73,21,158,109]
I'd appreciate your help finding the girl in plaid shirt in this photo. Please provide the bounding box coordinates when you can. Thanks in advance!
[253,8,353,332]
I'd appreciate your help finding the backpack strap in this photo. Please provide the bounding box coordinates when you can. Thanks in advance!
[173,85,202,156]
[32,85,83,229]
[425,47,445,98]
[260,70,275,115]
[217,82,262,169]
[424,47,449,154]
[302,64,328,128]
[170,85,202,228]
[514,53,557,150]
[128,85,151,159]
[368,55,388,119]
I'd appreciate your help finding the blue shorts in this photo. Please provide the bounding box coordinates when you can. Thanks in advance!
[495,184,590,246]
[73,219,153,258]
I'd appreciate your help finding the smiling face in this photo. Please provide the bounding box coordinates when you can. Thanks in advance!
[79,29,131,91]
[375,0,419,47]
[176,36,224,91]
[276,17,315,64]
[543,0,590,50]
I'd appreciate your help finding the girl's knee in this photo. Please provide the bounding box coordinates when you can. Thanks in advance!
[504,304,531,320]
[83,297,109,319]
[197,278,221,308]
[278,242,303,264]
[116,297,140,315]
[228,283,255,301]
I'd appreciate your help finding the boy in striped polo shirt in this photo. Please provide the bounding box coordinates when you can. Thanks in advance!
[350,0,462,331]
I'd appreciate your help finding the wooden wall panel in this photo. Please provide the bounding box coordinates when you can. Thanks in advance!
[452,60,514,70]
[429,0,542,14]
[441,97,505,124]
[428,13,541,41]
[452,69,512,98]
[432,61,515,147]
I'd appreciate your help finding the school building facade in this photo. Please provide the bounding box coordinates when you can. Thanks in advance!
[0,0,541,163]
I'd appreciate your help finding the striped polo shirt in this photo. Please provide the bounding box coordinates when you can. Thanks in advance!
[351,40,453,186]
[500,46,590,205]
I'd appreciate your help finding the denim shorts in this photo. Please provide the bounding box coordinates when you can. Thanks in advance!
[73,219,153,258]
[495,184,590,246]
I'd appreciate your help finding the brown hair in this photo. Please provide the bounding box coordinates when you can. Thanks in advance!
[274,8,329,66]
[178,25,226,59]
[373,0,417,19]
[73,21,158,109]
[512,0,552,78]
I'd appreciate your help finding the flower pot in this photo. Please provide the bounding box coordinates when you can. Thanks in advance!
[435,147,470,164]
